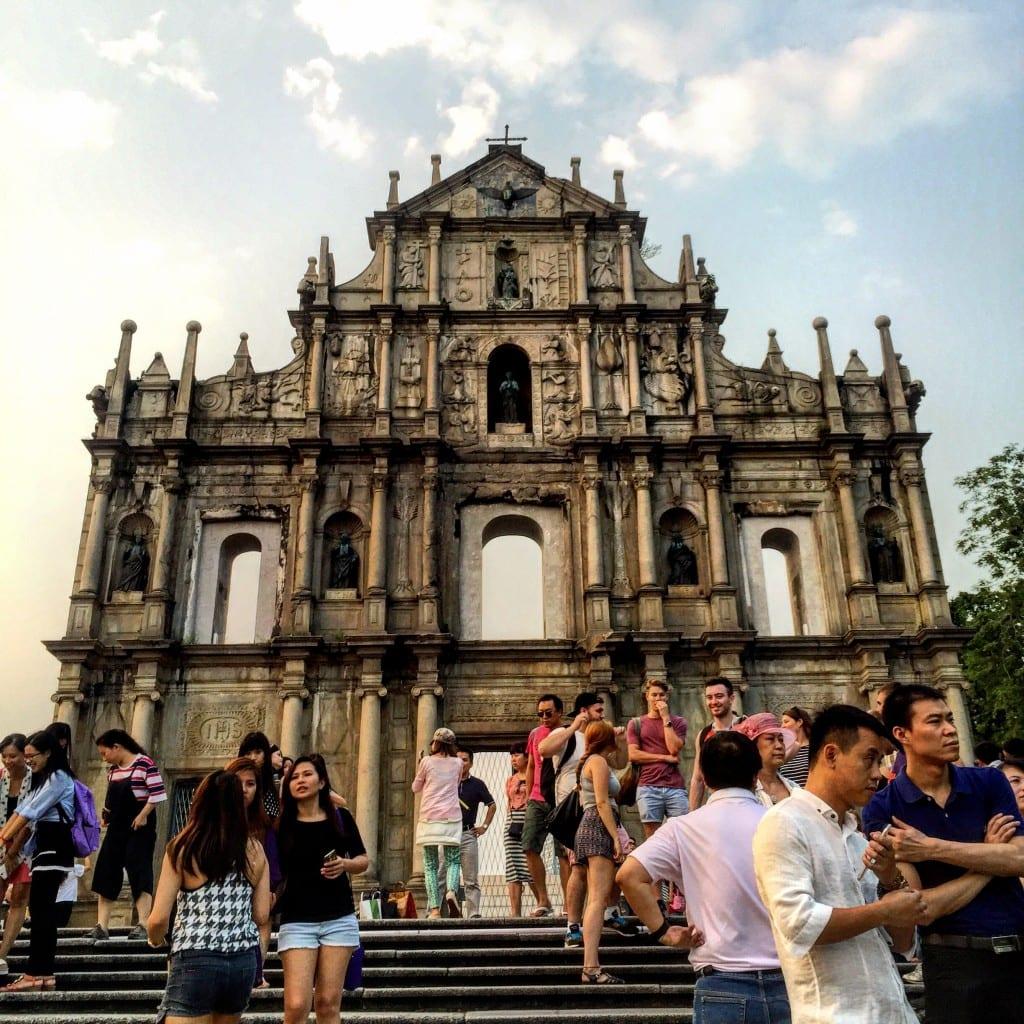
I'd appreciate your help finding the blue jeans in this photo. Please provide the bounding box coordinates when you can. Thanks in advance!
[693,969,791,1024]
[636,785,689,823]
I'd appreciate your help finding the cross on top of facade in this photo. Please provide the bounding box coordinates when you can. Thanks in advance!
[486,124,527,146]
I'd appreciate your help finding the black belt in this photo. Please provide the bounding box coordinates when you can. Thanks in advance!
[695,966,785,979]
[923,933,1024,954]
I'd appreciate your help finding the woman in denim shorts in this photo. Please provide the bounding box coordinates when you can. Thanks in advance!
[148,769,270,1024]
[277,755,368,1024]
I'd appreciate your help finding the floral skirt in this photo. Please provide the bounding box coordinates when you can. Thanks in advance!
[573,807,633,865]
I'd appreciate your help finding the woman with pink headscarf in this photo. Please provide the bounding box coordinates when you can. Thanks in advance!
[737,713,798,808]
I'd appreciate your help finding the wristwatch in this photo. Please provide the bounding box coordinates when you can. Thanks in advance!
[878,873,909,894]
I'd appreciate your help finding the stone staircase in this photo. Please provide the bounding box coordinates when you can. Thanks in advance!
[0,918,925,1023]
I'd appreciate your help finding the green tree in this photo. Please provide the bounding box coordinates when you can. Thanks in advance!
[951,444,1024,741]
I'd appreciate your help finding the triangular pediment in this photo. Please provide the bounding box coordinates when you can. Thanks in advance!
[387,145,624,222]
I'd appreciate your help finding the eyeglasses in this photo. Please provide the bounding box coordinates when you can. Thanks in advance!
[537,709,557,718]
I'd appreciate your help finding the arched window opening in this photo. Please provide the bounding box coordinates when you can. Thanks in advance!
[487,344,532,433]
[212,534,262,644]
[481,516,543,639]
[761,528,804,636]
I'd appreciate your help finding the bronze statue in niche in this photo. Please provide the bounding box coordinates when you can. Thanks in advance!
[499,371,520,423]
[867,524,904,584]
[667,534,698,585]
[115,533,150,592]
[328,534,360,590]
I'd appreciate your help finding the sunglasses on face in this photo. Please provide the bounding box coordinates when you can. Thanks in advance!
[537,709,557,718]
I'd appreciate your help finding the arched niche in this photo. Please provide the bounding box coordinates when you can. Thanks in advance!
[864,506,906,586]
[187,517,282,645]
[740,516,829,636]
[487,343,532,433]
[459,503,568,640]
[321,511,365,596]
[108,511,154,598]
[481,515,544,639]
[658,507,702,588]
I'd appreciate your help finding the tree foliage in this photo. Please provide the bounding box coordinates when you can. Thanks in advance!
[952,444,1024,742]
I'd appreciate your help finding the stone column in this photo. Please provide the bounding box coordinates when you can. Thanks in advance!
[900,465,938,584]
[171,321,201,439]
[699,468,729,587]
[625,322,641,410]
[365,463,389,629]
[876,315,911,433]
[618,225,636,304]
[944,682,974,766]
[130,692,159,750]
[573,224,589,304]
[54,693,82,730]
[292,472,318,633]
[306,318,326,434]
[583,468,604,589]
[419,459,440,629]
[149,476,181,597]
[376,323,393,414]
[424,322,439,412]
[79,476,114,596]
[832,468,868,585]
[577,321,594,411]
[355,675,387,882]
[381,226,396,305]
[427,225,442,304]
[633,466,657,588]
[689,318,714,434]
[279,691,306,759]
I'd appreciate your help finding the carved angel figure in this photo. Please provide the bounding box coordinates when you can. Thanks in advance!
[591,243,618,288]
[478,179,538,211]
[397,242,424,289]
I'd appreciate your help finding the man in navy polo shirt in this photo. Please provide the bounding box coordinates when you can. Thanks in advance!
[864,684,1024,1024]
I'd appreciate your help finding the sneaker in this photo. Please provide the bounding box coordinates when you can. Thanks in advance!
[88,924,109,943]
[564,923,583,948]
[904,964,923,985]
[127,924,148,941]
[603,912,639,936]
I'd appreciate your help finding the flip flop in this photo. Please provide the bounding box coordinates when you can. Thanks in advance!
[1,975,56,992]
[530,906,553,917]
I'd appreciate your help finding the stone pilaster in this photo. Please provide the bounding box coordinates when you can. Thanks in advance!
[427,224,442,304]
[576,316,597,434]
[625,319,643,432]
[699,464,738,628]
[409,671,443,882]
[73,473,114,635]
[618,225,636,304]
[355,661,387,883]
[130,661,163,751]
[633,460,663,628]
[292,469,318,634]
[582,458,610,631]
[419,457,440,630]
[813,317,847,435]
[898,461,950,626]
[365,461,389,630]
[690,318,715,434]
[278,661,310,759]
[381,226,396,305]
[375,318,393,435]
[305,317,326,437]
[423,317,440,436]
[572,223,588,303]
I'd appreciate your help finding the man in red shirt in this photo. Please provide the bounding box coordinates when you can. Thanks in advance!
[522,693,566,915]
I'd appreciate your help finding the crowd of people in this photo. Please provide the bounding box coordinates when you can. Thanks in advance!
[0,679,1022,1023]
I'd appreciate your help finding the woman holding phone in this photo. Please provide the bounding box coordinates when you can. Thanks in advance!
[276,755,367,1024]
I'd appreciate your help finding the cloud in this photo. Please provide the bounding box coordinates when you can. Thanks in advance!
[82,11,218,104]
[0,74,119,153]
[404,135,423,156]
[81,11,165,67]
[635,10,1020,175]
[140,61,218,104]
[440,79,498,157]
[821,200,858,238]
[599,134,639,170]
[284,58,373,159]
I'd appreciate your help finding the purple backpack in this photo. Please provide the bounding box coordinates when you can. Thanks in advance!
[58,779,101,857]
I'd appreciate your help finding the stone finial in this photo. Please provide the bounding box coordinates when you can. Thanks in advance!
[843,348,869,378]
[812,316,828,330]
[874,314,891,329]
[761,328,789,374]
[613,169,626,207]
[570,156,581,187]
[813,315,846,433]
[229,332,255,379]
[186,320,202,334]
[121,319,138,334]
[679,234,696,284]
[430,154,441,185]
[387,170,400,209]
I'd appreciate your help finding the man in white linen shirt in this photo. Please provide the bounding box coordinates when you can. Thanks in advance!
[753,704,924,1024]
[618,731,791,1023]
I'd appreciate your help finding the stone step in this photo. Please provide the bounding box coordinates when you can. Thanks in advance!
[0,1012,696,1024]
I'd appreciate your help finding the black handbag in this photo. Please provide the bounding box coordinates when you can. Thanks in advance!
[544,755,589,848]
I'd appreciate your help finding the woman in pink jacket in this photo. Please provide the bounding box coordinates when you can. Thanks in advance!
[411,727,462,918]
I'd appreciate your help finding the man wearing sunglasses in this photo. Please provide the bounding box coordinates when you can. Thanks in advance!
[522,694,566,916]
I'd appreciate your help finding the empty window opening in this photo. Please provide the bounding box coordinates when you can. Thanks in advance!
[761,528,805,636]
[212,534,262,643]
[481,520,543,639]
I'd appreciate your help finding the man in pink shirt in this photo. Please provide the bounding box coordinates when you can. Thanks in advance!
[522,693,566,915]
[618,731,791,1023]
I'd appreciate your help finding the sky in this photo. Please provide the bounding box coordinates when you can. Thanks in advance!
[1,1,1021,730]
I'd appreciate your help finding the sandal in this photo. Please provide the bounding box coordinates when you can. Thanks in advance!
[444,890,462,918]
[581,967,624,985]
[427,908,441,919]
[529,905,553,917]
[1,975,56,992]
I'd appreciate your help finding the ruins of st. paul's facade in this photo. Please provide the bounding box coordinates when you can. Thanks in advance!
[48,142,972,885]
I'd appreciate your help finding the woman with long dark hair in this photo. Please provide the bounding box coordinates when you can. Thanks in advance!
[225,756,281,988]
[0,734,31,977]
[0,729,75,991]
[237,731,280,819]
[43,722,73,772]
[90,728,167,942]
[148,769,269,1024]
[276,754,367,1024]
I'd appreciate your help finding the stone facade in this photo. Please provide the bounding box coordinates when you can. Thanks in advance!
[48,143,972,887]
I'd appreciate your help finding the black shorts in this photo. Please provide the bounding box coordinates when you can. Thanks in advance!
[157,948,257,1022]
[91,825,156,901]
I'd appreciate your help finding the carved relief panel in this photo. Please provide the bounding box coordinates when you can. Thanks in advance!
[324,332,377,416]
[443,242,483,308]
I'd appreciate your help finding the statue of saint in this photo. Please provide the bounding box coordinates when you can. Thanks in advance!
[397,242,424,289]
[116,532,150,592]
[499,371,520,423]
[496,262,519,299]
[867,524,904,584]
[667,534,698,586]
[329,533,360,590]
